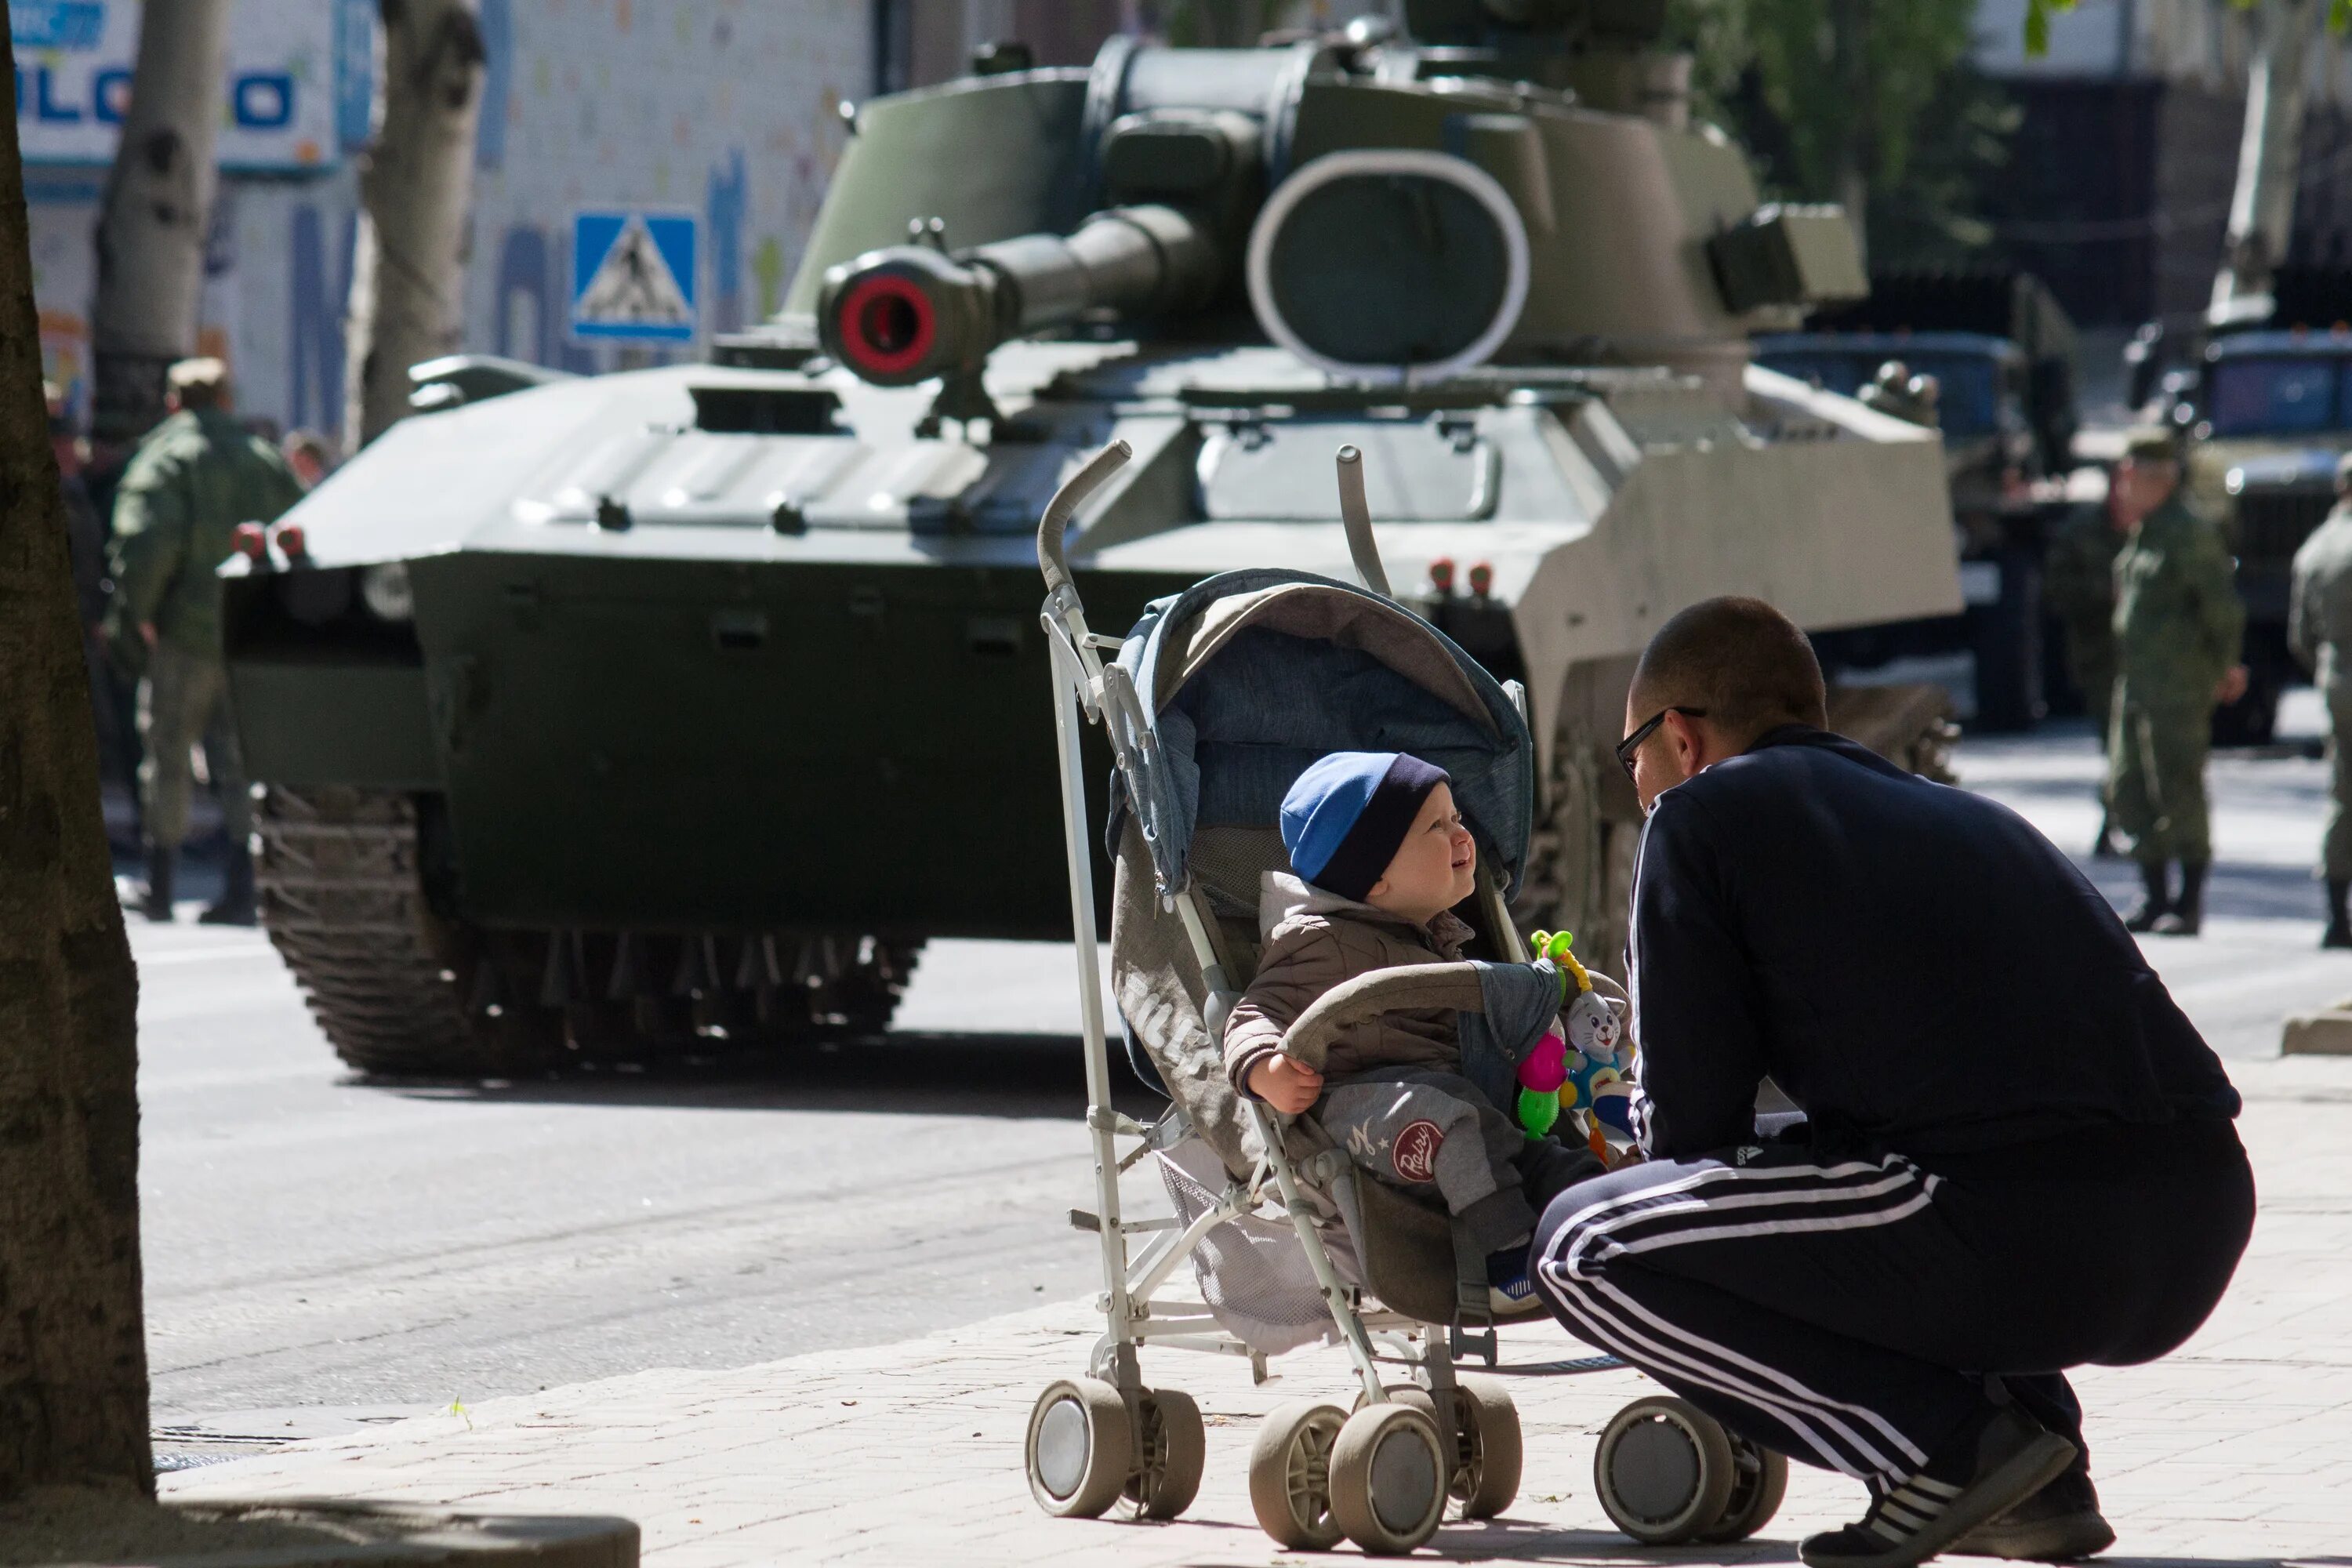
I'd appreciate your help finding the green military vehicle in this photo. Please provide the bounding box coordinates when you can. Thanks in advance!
[2167,327,2352,742]
[222,0,1960,1077]
[1754,269,2081,731]
[2129,265,2352,742]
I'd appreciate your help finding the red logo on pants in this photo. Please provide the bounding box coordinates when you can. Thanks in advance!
[1393,1120,1444,1185]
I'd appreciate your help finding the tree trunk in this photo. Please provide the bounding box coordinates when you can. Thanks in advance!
[343,0,488,453]
[0,33,154,1498]
[87,0,230,449]
[1831,0,1871,267]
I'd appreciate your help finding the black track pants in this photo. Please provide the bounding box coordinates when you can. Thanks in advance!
[1530,1120,2253,1486]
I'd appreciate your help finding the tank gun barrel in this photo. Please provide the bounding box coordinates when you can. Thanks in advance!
[819,205,1219,387]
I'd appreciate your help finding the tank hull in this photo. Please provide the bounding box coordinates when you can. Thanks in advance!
[231,552,1179,939]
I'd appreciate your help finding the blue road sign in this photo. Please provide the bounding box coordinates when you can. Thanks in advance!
[572,210,697,343]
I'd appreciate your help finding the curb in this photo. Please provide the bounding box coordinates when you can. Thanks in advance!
[2281,1008,2352,1054]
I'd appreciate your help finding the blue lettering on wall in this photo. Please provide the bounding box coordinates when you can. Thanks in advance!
[494,224,552,364]
[335,0,374,151]
[34,65,80,122]
[290,201,357,434]
[495,222,598,374]
[10,2,106,50]
[232,72,293,129]
[706,147,746,335]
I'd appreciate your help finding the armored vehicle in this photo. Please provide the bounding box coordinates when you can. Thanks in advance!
[1755,269,2080,731]
[223,0,1958,1077]
[2133,270,2352,742]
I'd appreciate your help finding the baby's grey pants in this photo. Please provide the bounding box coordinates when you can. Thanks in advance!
[1317,1068,1594,1255]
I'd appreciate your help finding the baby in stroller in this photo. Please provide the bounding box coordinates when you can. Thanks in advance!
[1223,750,1604,1313]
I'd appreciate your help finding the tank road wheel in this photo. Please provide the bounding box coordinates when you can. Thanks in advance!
[1697,1432,1788,1544]
[1249,1399,1348,1550]
[1329,1401,1449,1554]
[1512,720,1639,969]
[1125,1387,1206,1520]
[1025,1378,1131,1519]
[1826,683,1959,782]
[256,786,557,1079]
[1593,1396,1738,1545]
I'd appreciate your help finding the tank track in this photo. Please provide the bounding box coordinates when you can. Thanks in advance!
[256,785,491,1077]
[257,786,920,1078]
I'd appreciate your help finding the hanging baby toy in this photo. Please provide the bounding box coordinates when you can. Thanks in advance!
[1517,931,1635,1159]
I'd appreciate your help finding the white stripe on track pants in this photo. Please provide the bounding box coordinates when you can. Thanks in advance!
[1530,1123,2253,1487]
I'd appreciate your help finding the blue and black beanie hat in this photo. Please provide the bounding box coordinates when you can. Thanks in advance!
[1279,751,1451,903]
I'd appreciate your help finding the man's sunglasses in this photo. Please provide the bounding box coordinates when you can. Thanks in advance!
[1615,706,1708,781]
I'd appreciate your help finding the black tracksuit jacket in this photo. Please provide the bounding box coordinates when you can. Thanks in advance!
[1627,725,2241,1163]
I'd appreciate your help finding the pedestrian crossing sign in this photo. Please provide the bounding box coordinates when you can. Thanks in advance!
[572,211,698,342]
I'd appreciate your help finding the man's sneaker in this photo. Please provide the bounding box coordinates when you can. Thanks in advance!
[1950,1471,2115,1562]
[1485,1247,1542,1316]
[1798,1406,2078,1568]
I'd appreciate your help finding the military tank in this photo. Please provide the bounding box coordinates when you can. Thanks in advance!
[222,0,1959,1077]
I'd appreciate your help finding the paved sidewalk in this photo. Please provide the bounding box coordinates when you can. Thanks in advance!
[168,1052,2352,1566]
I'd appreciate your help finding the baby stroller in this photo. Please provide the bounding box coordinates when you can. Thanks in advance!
[1022,441,1789,1553]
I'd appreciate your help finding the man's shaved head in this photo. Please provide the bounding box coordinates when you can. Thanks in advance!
[1630,597,1828,742]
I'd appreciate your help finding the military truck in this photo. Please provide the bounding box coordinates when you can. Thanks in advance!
[2131,267,2352,743]
[222,0,1959,1077]
[1753,268,2081,731]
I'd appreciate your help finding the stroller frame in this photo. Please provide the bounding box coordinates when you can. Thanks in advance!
[1024,441,1536,1548]
[1021,440,1794,1552]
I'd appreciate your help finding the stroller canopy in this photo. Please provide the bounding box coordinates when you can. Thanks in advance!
[1111,569,1536,902]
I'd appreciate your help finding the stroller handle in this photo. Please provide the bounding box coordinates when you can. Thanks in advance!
[1334,444,1392,598]
[1281,961,1487,1073]
[1037,439,1134,596]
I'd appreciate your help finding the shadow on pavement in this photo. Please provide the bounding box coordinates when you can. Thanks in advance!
[373,1030,1166,1120]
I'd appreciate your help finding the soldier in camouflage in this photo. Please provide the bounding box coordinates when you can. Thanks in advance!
[102,359,306,924]
[2107,429,2248,938]
[2288,451,2352,949]
[2045,477,2130,857]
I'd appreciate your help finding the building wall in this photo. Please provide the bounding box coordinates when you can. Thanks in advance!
[26,0,869,438]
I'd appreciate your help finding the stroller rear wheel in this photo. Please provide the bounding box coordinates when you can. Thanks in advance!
[1330,1402,1450,1555]
[1593,1395,1737,1544]
[1126,1387,1205,1520]
[1455,1375,1524,1519]
[1025,1377,1131,1519]
[1248,1399,1348,1549]
[1697,1430,1788,1543]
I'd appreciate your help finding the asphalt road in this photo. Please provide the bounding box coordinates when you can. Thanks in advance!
[136,715,2352,1449]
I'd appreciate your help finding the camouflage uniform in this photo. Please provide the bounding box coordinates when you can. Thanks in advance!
[2289,494,2352,943]
[2108,491,2243,881]
[105,407,303,913]
[2045,501,2126,741]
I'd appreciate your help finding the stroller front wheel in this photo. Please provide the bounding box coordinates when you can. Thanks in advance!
[1025,1377,1131,1519]
[1329,1402,1450,1555]
[1593,1394,1738,1544]
[1248,1399,1348,1549]
[1697,1432,1788,1543]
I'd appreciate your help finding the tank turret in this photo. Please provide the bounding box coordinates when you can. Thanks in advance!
[218,9,1959,1080]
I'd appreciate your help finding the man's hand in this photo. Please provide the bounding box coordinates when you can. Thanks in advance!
[2216,664,2249,706]
[139,621,158,650]
[1247,1054,1325,1115]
